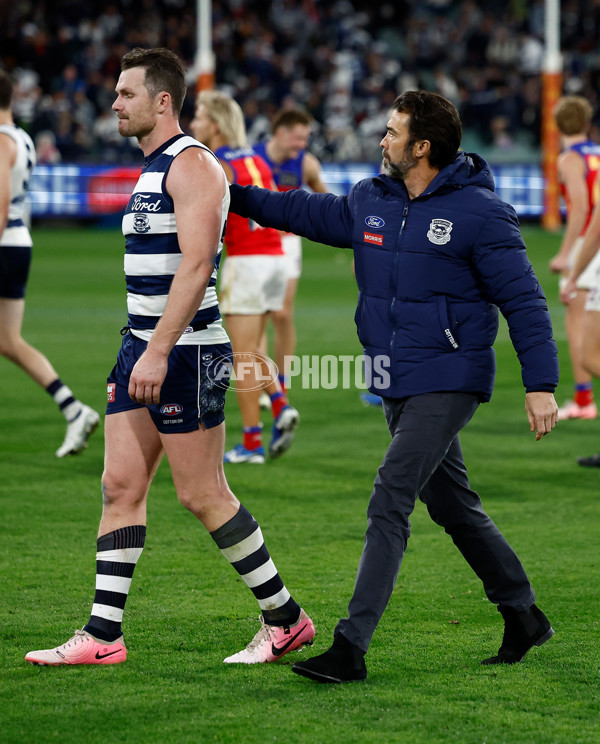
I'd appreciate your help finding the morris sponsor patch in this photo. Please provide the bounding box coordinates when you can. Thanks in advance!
[364,231,383,245]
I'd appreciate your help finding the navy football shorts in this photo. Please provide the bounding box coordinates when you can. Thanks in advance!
[106,331,232,433]
[0,244,32,299]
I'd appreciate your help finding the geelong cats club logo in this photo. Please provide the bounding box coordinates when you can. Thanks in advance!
[133,213,151,233]
[427,218,453,245]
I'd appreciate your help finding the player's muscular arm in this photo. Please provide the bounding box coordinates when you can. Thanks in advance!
[128,149,226,405]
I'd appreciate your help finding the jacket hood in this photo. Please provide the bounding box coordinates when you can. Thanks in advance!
[441,151,495,193]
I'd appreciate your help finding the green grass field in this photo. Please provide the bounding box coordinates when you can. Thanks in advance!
[1,225,599,744]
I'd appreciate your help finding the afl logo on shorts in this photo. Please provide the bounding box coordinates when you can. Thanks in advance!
[160,403,183,416]
[133,213,151,233]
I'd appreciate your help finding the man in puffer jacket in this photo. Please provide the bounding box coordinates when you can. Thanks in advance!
[229,91,559,683]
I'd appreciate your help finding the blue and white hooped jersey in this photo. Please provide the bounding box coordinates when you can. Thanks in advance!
[122,134,230,345]
[0,124,36,248]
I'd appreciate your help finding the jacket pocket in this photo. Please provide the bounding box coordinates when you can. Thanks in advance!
[354,291,364,329]
[437,296,459,350]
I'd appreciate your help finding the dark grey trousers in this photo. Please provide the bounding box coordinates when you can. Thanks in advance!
[335,392,535,652]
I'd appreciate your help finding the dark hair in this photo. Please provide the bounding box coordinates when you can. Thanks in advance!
[271,109,312,133]
[121,47,187,116]
[0,70,13,110]
[392,91,462,170]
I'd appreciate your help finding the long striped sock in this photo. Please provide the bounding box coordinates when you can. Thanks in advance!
[211,505,300,626]
[83,525,146,642]
[46,378,83,422]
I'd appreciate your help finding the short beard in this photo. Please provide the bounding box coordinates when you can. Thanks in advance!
[382,151,417,181]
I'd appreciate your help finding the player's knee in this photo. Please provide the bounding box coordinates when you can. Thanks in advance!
[0,334,18,360]
[177,488,205,515]
[273,307,293,327]
[177,485,220,518]
[101,473,146,508]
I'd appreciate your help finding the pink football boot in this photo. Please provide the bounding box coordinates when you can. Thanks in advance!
[25,629,127,666]
[224,609,315,664]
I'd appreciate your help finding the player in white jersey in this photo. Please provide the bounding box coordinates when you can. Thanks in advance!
[0,70,99,457]
[25,48,314,668]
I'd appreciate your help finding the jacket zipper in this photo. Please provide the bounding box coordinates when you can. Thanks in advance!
[389,203,409,358]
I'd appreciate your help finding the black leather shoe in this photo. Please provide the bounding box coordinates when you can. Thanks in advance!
[577,452,600,467]
[481,604,554,665]
[292,632,367,683]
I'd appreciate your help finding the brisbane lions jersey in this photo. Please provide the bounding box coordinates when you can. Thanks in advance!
[561,140,600,235]
[214,145,283,257]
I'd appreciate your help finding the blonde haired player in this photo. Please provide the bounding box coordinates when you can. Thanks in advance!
[192,91,300,463]
[551,96,600,420]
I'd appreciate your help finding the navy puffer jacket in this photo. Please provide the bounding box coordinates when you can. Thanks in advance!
[229,152,559,401]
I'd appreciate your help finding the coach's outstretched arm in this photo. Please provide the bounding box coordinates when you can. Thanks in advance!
[229,183,354,248]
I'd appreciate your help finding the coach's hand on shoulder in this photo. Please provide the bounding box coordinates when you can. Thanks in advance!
[129,349,169,406]
[525,392,559,441]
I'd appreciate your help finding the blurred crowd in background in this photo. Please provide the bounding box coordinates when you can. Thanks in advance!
[1,0,600,166]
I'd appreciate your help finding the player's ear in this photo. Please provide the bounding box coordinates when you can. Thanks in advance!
[414,139,431,160]
[157,91,171,114]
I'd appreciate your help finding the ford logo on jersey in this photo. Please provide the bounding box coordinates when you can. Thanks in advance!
[365,215,385,229]
[160,403,183,416]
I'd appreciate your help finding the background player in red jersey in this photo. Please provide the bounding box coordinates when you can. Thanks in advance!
[192,91,299,464]
[253,111,327,391]
[551,96,600,420]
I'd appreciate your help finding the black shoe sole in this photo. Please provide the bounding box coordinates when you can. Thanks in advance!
[577,458,600,467]
[292,664,366,684]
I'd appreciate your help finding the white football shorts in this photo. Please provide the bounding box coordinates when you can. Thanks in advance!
[219,254,288,315]
[281,233,302,281]
[559,236,600,292]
